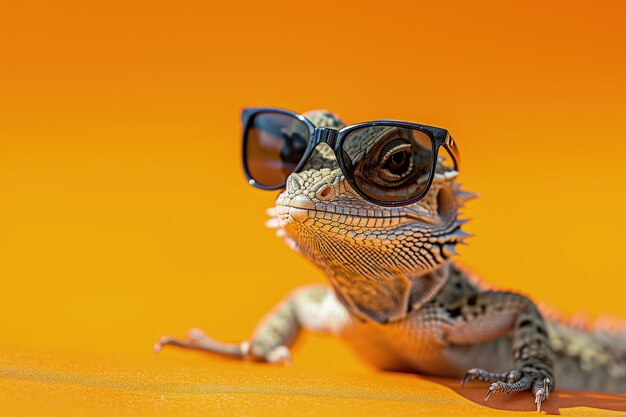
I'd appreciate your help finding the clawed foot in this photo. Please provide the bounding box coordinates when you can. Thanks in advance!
[462,368,552,412]
[154,328,292,364]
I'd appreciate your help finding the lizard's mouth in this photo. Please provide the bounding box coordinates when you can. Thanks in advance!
[272,194,437,231]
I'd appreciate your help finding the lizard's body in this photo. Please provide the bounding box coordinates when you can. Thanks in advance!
[274,273,626,394]
[156,110,626,410]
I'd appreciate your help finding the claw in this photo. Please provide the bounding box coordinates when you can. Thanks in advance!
[533,378,552,413]
[535,389,544,412]
[484,383,497,401]
[460,369,475,386]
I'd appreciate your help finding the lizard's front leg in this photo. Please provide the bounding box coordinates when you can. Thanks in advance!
[444,291,554,412]
[154,285,349,363]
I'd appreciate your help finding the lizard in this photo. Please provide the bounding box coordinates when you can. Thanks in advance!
[155,109,626,412]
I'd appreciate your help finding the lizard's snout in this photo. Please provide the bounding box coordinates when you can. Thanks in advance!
[275,192,315,227]
[286,194,315,223]
[277,169,340,227]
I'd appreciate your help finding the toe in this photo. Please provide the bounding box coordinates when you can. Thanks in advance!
[154,336,172,352]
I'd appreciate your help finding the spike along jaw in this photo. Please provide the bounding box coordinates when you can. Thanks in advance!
[269,135,475,279]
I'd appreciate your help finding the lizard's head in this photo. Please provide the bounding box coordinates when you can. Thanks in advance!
[267,110,475,322]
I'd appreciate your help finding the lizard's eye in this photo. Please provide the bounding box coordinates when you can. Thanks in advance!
[378,140,414,181]
[342,126,435,203]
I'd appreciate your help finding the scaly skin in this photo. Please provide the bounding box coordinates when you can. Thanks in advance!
[156,110,626,412]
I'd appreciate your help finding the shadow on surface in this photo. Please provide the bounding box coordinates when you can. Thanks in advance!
[427,376,626,415]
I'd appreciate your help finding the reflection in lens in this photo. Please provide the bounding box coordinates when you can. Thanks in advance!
[245,112,309,187]
[342,126,434,203]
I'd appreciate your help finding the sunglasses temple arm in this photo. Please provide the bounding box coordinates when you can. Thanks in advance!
[443,135,461,171]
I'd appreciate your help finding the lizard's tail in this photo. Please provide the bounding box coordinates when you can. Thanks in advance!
[545,310,626,393]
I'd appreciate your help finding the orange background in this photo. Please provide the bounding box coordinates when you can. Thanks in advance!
[2,0,626,383]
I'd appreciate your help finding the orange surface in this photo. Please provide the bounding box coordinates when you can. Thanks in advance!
[1,0,626,415]
[2,347,626,417]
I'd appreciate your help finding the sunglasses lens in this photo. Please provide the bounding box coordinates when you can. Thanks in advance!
[244,112,309,187]
[341,126,435,203]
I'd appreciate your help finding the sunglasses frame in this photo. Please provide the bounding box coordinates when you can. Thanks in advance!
[241,107,460,207]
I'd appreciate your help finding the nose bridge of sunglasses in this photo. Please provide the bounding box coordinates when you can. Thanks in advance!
[310,127,339,148]
[292,127,341,169]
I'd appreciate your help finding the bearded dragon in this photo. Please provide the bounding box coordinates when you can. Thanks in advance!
[155,110,626,412]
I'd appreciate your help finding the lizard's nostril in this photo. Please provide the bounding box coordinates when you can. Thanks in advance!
[317,185,334,200]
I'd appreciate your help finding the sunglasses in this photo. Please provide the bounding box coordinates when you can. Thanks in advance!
[241,107,460,207]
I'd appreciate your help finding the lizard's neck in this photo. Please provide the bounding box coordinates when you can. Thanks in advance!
[299,232,453,323]
[328,262,452,324]
[276,197,467,323]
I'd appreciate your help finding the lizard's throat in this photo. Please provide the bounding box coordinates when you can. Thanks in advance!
[273,195,467,323]
[275,198,456,323]
[274,199,465,280]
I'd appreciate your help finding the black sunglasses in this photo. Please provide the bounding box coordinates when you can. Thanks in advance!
[241,107,460,207]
